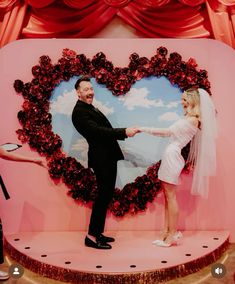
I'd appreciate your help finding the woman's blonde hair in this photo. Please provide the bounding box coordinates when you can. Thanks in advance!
[184,88,201,120]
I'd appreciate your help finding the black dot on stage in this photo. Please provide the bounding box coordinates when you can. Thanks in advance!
[185,254,191,256]
[96,265,102,269]
[161,261,167,263]
[41,254,47,257]
[202,245,208,248]
[65,261,71,264]
[130,265,136,268]
[14,238,20,241]
[213,237,219,240]
[24,247,30,249]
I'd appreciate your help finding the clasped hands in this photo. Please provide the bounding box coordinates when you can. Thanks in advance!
[125,127,142,137]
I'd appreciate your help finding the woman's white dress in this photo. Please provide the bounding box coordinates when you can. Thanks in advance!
[145,119,198,185]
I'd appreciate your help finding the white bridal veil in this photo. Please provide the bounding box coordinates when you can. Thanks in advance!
[187,88,217,198]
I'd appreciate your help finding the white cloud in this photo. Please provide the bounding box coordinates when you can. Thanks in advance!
[50,91,114,116]
[93,99,114,116]
[158,112,181,121]
[50,90,77,115]
[71,138,88,168]
[118,87,164,110]
[166,101,181,108]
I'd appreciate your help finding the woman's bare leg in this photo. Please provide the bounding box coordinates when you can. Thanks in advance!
[162,187,169,239]
[162,181,178,236]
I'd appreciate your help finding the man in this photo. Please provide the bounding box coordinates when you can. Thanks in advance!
[72,76,138,249]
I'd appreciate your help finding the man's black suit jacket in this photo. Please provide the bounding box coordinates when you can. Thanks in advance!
[72,100,127,168]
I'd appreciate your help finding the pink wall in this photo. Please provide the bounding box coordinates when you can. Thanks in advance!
[0,39,235,240]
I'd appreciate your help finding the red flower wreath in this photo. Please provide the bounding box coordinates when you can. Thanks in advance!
[13,46,211,217]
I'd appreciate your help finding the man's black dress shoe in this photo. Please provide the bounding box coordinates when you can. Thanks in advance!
[85,236,112,249]
[96,233,115,243]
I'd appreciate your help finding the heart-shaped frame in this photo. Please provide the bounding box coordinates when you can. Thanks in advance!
[13,46,211,217]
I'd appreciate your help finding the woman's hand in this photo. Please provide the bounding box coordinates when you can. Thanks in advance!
[34,157,47,168]
[135,126,142,133]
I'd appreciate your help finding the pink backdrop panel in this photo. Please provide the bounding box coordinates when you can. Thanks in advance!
[0,39,235,240]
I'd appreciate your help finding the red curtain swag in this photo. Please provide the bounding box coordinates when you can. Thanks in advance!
[0,0,234,48]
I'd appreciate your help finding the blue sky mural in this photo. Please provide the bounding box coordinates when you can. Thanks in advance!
[50,76,184,188]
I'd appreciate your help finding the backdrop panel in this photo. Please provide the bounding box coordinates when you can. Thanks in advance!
[0,39,235,240]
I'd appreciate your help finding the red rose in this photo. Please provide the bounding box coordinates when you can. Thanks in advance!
[187,58,197,68]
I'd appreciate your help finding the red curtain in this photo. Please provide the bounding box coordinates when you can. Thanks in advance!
[26,0,56,8]
[0,1,28,46]
[0,0,19,10]
[179,0,205,6]
[206,0,235,47]
[0,0,234,48]
[118,1,211,38]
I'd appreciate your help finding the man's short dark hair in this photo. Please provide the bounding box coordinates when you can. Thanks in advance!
[75,75,91,90]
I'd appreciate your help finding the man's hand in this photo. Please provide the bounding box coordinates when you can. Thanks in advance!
[125,127,140,137]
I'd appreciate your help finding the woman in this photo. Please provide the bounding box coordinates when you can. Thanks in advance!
[0,145,46,280]
[139,88,217,247]
[0,147,46,167]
